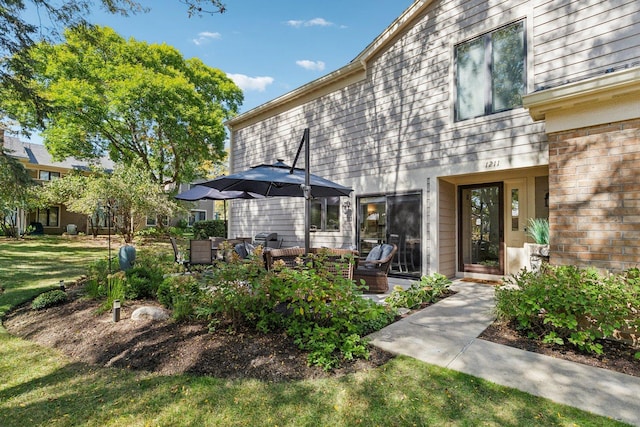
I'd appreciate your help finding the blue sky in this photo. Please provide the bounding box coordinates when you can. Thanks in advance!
[85,0,414,113]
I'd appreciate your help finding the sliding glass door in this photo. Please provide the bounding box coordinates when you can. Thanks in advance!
[357,193,422,277]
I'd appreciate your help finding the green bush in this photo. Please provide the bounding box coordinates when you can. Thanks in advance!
[136,227,161,237]
[190,252,397,370]
[386,273,452,310]
[192,220,225,238]
[103,272,126,311]
[124,265,164,299]
[157,274,203,322]
[32,290,68,310]
[495,265,640,354]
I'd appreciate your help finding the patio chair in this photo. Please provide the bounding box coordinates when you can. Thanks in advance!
[265,247,307,270]
[189,239,214,266]
[170,236,190,271]
[353,243,397,293]
[210,237,225,260]
[310,248,358,280]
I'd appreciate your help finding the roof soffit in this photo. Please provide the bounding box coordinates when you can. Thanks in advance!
[523,67,640,121]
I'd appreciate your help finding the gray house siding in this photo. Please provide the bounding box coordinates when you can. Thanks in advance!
[227,0,639,276]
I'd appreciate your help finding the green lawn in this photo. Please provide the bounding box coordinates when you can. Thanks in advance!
[0,237,630,426]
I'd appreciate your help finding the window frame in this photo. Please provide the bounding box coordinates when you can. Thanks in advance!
[38,170,61,181]
[37,206,60,227]
[454,20,526,122]
[310,197,341,232]
[189,210,207,226]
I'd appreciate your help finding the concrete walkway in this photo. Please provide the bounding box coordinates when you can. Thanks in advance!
[367,279,640,426]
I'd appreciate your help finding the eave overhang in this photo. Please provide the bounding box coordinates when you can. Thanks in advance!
[523,66,640,122]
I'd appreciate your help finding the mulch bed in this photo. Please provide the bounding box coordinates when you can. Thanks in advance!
[479,321,639,377]
[4,283,638,381]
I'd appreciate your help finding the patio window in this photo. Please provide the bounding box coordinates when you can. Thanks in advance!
[38,170,60,181]
[310,197,340,232]
[455,20,526,121]
[37,206,60,227]
[189,210,206,226]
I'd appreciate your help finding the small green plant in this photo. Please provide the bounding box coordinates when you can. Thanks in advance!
[157,274,203,321]
[103,272,126,311]
[495,265,640,355]
[31,289,68,310]
[386,273,452,310]
[526,218,549,245]
[124,265,164,299]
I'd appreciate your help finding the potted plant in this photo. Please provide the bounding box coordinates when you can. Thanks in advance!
[525,218,549,270]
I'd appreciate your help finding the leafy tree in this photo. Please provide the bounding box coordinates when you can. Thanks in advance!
[42,164,183,242]
[0,132,38,237]
[0,1,226,112]
[2,25,242,186]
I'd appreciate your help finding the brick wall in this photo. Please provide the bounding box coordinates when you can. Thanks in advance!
[548,119,640,272]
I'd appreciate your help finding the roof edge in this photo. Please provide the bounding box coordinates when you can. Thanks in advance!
[227,0,433,129]
[523,66,640,121]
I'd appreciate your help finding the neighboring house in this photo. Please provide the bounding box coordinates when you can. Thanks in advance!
[225,0,640,278]
[1,132,114,235]
[2,133,217,235]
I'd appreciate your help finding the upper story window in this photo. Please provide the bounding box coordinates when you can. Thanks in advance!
[39,170,61,181]
[455,20,526,121]
[311,197,340,232]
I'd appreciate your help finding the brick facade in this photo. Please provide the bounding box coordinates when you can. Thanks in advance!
[548,119,640,272]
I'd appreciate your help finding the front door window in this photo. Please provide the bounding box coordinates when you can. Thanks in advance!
[459,183,504,274]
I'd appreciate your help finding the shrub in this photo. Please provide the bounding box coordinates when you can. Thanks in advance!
[495,265,640,354]
[190,252,397,370]
[192,220,225,238]
[102,272,126,311]
[32,290,68,310]
[386,273,452,310]
[157,274,203,321]
[124,265,164,299]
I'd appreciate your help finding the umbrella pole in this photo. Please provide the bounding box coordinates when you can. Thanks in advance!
[304,128,311,254]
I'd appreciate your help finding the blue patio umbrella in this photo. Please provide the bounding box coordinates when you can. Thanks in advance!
[175,185,264,237]
[175,185,263,201]
[200,129,353,252]
[201,161,352,198]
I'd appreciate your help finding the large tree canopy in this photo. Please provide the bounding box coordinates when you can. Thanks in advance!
[0,1,227,124]
[2,25,243,186]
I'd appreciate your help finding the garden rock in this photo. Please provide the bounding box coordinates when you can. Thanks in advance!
[131,306,169,321]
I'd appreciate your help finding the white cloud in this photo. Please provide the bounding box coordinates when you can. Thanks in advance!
[192,31,221,46]
[307,18,332,27]
[286,18,333,28]
[227,73,274,92]
[296,60,326,72]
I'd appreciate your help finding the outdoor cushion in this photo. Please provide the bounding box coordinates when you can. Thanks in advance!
[235,242,255,259]
[362,245,382,268]
[379,244,394,261]
[366,245,383,262]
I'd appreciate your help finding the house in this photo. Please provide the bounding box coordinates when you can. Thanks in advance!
[1,132,220,235]
[224,0,640,278]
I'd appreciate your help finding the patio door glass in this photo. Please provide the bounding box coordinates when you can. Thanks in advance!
[357,193,422,277]
[459,183,504,274]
